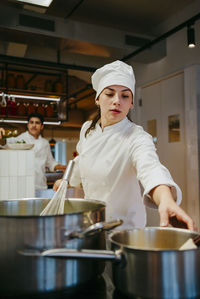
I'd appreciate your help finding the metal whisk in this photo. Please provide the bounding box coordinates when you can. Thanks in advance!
[40,160,75,216]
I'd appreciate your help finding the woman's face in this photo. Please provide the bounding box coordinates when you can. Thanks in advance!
[96,85,133,129]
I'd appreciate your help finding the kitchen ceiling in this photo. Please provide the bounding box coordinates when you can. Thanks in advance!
[0,0,197,63]
[0,0,199,118]
[1,0,195,34]
[48,0,195,34]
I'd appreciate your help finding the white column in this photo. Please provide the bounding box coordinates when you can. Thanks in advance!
[184,65,200,229]
[0,149,35,200]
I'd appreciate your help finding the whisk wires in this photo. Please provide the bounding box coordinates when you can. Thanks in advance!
[40,160,74,216]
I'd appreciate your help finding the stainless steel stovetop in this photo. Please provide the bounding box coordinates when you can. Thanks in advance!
[0,270,139,299]
[1,268,199,299]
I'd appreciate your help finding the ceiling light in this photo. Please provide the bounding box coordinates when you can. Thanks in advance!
[16,0,53,7]
[187,24,196,48]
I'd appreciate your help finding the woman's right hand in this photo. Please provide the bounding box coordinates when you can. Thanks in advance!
[0,128,5,139]
[53,179,62,191]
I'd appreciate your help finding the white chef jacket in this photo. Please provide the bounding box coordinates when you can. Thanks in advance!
[7,131,58,190]
[70,117,182,229]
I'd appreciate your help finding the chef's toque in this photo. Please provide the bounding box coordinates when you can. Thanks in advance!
[91,60,135,100]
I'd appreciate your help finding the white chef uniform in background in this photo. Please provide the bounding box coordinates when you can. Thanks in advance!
[7,131,58,190]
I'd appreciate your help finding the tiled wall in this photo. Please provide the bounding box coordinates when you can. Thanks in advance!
[0,149,35,200]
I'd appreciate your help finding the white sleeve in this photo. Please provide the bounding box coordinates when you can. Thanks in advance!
[69,156,81,187]
[130,127,182,208]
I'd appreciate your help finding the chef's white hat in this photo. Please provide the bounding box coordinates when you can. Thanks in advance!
[91,60,135,100]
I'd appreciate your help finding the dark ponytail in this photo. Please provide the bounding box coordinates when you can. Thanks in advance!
[85,106,101,137]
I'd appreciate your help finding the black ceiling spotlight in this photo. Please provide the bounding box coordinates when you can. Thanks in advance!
[187,23,195,48]
[122,12,200,62]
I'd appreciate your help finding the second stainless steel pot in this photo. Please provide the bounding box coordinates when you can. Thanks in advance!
[0,197,121,296]
[37,227,200,299]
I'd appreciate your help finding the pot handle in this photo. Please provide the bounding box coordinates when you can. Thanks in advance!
[19,248,122,262]
[64,219,123,239]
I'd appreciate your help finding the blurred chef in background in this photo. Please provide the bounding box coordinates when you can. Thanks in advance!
[0,113,66,195]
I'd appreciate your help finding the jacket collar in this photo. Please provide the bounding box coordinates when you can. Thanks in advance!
[96,117,129,133]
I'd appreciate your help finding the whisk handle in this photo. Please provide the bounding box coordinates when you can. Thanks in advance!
[63,160,75,181]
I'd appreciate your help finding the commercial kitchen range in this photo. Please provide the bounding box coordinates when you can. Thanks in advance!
[1,198,200,299]
[1,269,200,299]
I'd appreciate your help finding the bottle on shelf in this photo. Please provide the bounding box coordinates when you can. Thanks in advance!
[36,103,45,116]
[45,103,54,117]
[7,97,17,116]
[17,102,27,116]
[27,103,36,115]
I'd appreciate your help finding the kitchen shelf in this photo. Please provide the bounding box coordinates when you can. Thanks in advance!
[0,61,68,123]
[0,115,58,121]
[3,88,66,98]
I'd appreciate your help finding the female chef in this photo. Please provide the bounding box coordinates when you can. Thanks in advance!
[54,60,195,230]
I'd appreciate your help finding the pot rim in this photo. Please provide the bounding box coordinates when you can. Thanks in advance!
[0,197,106,219]
[109,226,200,252]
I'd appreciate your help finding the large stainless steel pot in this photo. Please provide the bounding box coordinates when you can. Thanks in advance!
[0,197,121,296]
[35,227,200,299]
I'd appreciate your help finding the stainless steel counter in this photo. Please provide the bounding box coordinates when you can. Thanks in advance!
[45,171,63,187]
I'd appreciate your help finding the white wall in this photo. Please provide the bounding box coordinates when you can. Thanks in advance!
[137,72,186,201]
[133,72,187,226]
[66,140,78,162]
[130,16,200,228]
